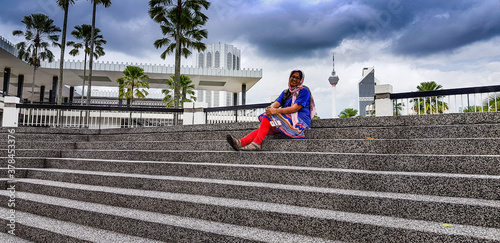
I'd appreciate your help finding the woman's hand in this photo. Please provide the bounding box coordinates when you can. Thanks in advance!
[267,104,303,116]
[265,106,276,116]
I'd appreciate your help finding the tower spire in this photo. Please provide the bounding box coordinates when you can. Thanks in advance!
[331,54,336,76]
[328,53,339,86]
[328,53,340,118]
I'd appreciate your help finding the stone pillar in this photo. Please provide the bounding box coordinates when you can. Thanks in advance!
[183,102,208,125]
[49,89,53,104]
[3,67,11,96]
[39,85,45,103]
[241,83,247,105]
[17,74,24,99]
[2,96,20,127]
[51,76,58,103]
[233,92,238,106]
[375,84,393,117]
[69,86,74,103]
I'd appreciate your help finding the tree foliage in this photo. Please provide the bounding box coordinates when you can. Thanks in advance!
[67,24,106,103]
[12,13,60,102]
[117,66,150,103]
[412,81,449,114]
[162,74,196,107]
[149,0,210,110]
[339,108,359,118]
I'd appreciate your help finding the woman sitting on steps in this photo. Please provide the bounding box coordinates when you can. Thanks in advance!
[226,69,316,151]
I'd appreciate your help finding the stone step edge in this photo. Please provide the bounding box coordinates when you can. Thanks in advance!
[0,191,337,243]
[0,207,164,243]
[1,190,499,241]
[15,177,500,212]
[0,232,33,243]
[39,158,500,180]
[9,121,500,136]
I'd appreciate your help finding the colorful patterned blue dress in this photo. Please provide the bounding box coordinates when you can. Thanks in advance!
[258,88,312,139]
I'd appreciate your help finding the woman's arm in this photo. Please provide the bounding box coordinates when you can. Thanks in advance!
[270,101,281,108]
[267,103,302,115]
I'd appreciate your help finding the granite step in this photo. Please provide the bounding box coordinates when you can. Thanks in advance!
[13,177,500,229]
[85,123,500,142]
[27,160,500,200]
[68,138,500,155]
[51,151,500,175]
[0,149,61,158]
[0,207,164,243]
[0,191,339,243]
[6,136,500,156]
[0,232,34,243]
[0,157,45,169]
[5,133,90,142]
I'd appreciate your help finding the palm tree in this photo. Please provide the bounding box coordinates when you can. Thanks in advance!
[393,101,404,116]
[56,0,76,105]
[12,13,61,103]
[87,0,112,105]
[483,93,500,112]
[339,108,359,118]
[162,75,196,108]
[412,81,449,114]
[149,0,210,110]
[161,82,174,108]
[116,66,150,103]
[180,75,196,104]
[66,24,106,104]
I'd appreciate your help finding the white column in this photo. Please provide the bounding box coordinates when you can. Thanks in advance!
[2,96,20,127]
[331,85,338,118]
[183,102,208,125]
[375,84,393,117]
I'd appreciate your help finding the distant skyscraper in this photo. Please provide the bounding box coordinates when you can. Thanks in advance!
[328,54,340,118]
[358,67,380,117]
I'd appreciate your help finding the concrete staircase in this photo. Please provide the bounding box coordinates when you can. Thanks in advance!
[1,112,499,242]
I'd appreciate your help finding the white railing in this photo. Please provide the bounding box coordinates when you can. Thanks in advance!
[389,85,500,116]
[18,105,182,129]
[205,103,269,124]
[9,101,270,129]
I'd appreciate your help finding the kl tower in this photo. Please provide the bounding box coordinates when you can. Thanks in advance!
[328,54,340,118]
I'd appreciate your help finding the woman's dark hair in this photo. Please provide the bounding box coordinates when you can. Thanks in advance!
[282,89,292,103]
[290,70,302,80]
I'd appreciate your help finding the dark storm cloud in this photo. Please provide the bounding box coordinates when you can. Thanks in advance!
[206,0,500,59]
[0,0,160,59]
[393,1,500,55]
[3,0,500,61]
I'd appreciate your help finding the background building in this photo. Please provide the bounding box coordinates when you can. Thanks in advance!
[193,43,243,107]
[358,67,380,117]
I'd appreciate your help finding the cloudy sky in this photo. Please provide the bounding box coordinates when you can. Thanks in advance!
[1,0,500,118]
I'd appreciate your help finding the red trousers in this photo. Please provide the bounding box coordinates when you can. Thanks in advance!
[240,117,278,146]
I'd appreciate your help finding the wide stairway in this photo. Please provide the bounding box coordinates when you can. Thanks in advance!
[1,112,499,242]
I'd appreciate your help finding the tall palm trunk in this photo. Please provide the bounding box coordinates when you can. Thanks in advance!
[172,0,182,125]
[58,3,69,105]
[87,2,97,105]
[81,53,88,105]
[31,66,36,104]
[30,47,38,104]
[174,0,182,109]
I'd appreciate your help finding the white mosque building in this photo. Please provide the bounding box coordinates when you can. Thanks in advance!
[192,43,244,107]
